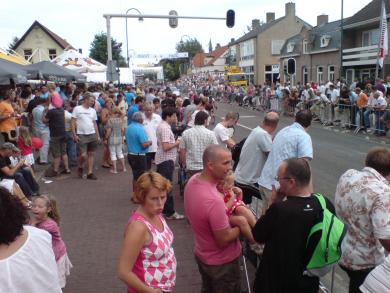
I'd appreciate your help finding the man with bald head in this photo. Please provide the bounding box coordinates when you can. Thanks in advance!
[184,145,242,293]
[235,111,279,205]
[253,158,334,293]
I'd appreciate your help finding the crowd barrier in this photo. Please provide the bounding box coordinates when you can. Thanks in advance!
[222,94,389,136]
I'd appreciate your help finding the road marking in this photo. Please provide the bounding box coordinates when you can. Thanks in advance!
[219,116,254,131]
[236,123,253,131]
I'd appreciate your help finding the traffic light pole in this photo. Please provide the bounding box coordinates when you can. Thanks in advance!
[103,12,232,81]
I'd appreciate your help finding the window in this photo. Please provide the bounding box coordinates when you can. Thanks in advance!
[23,49,32,60]
[271,40,285,55]
[240,40,254,60]
[303,40,309,54]
[287,42,295,53]
[362,29,380,46]
[48,49,57,60]
[303,66,308,84]
[328,65,335,82]
[317,66,323,84]
[320,35,331,48]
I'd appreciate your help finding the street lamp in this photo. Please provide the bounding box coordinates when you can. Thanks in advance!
[125,8,143,68]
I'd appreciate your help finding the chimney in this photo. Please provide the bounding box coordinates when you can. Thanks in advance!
[285,2,296,17]
[317,14,329,26]
[252,19,261,28]
[230,38,235,43]
[266,13,275,23]
[78,48,83,54]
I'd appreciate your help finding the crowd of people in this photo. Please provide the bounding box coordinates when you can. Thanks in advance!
[0,74,389,293]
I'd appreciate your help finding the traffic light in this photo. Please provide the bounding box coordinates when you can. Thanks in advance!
[226,10,235,28]
[169,10,178,28]
[287,58,296,75]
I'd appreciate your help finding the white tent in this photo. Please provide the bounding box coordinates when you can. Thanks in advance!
[51,49,106,73]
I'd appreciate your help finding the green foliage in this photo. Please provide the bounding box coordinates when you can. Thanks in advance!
[8,36,19,52]
[162,60,180,81]
[175,37,204,57]
[89,32,127,67]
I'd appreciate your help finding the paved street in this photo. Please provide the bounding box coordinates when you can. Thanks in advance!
[40,103,387,293]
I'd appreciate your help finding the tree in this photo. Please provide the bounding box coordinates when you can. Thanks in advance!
[7,36,19,53]
[161,60,180,81]
[208,39,213,53]
[175,37,204,56]
[89,32,127,67]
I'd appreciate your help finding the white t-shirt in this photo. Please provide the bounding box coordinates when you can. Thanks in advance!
[143,113,162,153]
[188,109,210,127]
[64,110,72,132]
[213,123,231,147]
[328,89,340,103]
[72,105,97,135]
[0,225,62,293]
[235,126,272,185]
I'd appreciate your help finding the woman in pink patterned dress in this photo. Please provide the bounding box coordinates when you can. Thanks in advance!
[118,172,177,293]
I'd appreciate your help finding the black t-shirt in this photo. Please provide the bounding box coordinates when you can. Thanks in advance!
[46,108,65,137]
[252,195,335,293]
[0,155,11,178]
[26,97,40,114]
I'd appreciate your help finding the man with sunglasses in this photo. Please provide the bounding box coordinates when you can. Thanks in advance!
[253,158,334,293]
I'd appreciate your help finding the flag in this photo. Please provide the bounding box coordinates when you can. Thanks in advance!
[379,1,388,68]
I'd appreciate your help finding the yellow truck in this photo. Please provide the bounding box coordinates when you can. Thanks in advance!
[224,66,248,86]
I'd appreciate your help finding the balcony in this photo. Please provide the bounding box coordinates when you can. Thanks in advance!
[342,45,378,66]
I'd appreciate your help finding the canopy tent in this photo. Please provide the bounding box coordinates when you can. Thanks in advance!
[52,49,106,73]
[24,61,86,83]
[0,49,30,65]
[0,59,28,85]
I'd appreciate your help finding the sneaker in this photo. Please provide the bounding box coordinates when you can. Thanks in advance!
[87,173,98,180]
[165,212,185,220]
[61,169,71,174]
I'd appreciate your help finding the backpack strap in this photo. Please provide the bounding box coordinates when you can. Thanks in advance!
[314,193,326,210]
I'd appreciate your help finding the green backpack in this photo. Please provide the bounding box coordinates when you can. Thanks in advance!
[305,193,347,277]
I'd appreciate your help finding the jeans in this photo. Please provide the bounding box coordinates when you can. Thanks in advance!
[3,167,39,198]
[364,109,373,128]
[34,128,50,163]
[65,131,77,166]
[157,160,175,217]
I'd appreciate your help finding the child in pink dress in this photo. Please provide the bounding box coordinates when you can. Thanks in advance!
[217,171,262,254]
[31,195,73,288]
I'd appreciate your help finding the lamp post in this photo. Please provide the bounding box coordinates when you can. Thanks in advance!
[125,8,143,68]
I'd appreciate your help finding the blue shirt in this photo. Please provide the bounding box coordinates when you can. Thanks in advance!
[125,122,149,154]
[125,92,135,105]
[127,104,140,125]
[258,122,313,190]
[40,92,49,99]
[349,91,358,104]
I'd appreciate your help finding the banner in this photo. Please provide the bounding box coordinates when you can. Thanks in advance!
[379,1,388,68]
[134,52,189,60]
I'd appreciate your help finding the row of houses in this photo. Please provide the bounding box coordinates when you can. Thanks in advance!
[192,0,390,86]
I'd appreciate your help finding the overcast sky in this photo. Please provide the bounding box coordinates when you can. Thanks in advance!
[1,0,372,58]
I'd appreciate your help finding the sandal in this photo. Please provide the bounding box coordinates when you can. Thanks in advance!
[101,164,111,169]
[61,169,71,174]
